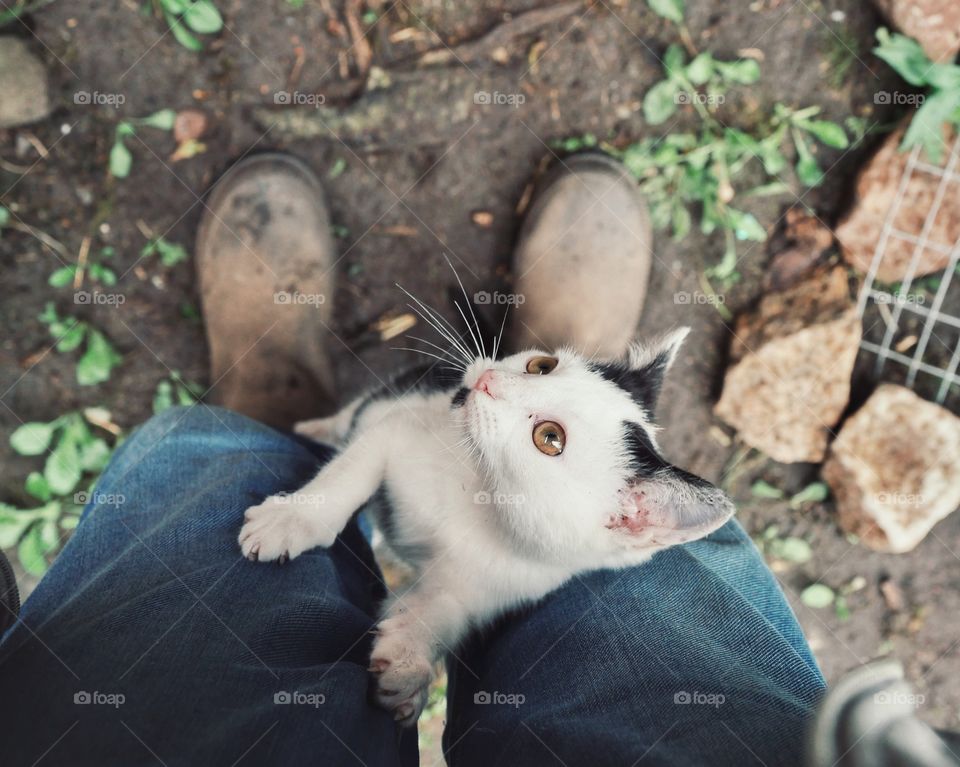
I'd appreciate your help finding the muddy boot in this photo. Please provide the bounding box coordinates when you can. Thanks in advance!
[197,153,337,430]
[509,153,652,359]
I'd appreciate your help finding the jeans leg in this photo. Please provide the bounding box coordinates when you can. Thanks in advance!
[0,406,416,767]
[444,520,825,767]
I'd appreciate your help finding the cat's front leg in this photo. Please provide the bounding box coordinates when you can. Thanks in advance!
[238,425,389,562]
[369,585,468,726]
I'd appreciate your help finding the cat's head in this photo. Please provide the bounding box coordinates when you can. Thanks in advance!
[453,328,734,565]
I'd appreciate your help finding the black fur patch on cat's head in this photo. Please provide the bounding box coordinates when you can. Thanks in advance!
[590,359,666,415]
[621,421,669,478]
[589,328,689,415]
[451,387,469,409]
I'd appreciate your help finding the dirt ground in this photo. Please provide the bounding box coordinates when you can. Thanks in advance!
[2,0,959,750]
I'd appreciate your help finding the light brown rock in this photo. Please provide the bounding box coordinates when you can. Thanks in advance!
[715,267,860,464]
[0,38,50,129]
[873,0,960,63]
[836,124,960,283]
[823,384,960,553]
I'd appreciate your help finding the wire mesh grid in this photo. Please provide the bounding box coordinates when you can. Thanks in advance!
[855,133,960,408]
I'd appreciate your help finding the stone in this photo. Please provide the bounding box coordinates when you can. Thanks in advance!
[823,384,960,553]
[836,123,960,283]
[873,0,960,64]
[715,266,860,463]
[763,209,835,292]
[0,38,51,129]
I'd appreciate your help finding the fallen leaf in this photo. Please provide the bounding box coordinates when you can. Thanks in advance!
[170,139,207,162]
[471,210,494,228]
[174,108,210,142]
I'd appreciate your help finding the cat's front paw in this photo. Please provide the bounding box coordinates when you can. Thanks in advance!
[369,622,434,726]
[238,493,334,563]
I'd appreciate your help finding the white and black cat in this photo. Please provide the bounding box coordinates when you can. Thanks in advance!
[238,296,734,725]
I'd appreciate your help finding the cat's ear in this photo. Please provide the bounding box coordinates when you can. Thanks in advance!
[594,327,689,413]
[609,464,734,548]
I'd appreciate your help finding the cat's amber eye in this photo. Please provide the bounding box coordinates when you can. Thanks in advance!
[525,356,559,375]
[532,421,565,456]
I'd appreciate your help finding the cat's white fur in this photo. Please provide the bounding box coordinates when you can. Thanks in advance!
[238,330,734,725]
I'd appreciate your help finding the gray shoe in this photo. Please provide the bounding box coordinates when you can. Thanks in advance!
[197,153,337,430]
[509,153,652,359]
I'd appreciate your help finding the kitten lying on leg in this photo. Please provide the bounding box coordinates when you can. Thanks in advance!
[239,327,734,725]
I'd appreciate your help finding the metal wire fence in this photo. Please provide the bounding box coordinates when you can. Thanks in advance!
[855,135,960,410]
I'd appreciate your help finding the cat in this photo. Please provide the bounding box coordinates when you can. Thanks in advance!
[238,294,735,726]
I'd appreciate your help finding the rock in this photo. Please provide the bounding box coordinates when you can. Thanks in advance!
[823,384,960,553]
[0,38,51,129]
[715,266,860,463]
[764,209,835,292]
[873,0,960,64]
[836,123,960,282]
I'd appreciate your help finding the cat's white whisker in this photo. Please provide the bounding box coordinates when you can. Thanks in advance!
[453,299,484,361]
[390,347,465,371]
[398,285,475,363]
[406,335,469,371]
[492,304,510,361]
[402,299,473,364]
[444,255,487,360]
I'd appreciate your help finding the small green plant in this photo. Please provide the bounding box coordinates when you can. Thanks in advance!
[552,134,598,153]
[38,302,123,386]
[873,28,960,163]
[110,109,176,179]
[754,525,813,565]
[140,234,189,267]
[149,0,223,51]
[0,0,56,26]
[591,2,850,287]
[327,157,348,180]
[800,576,864,620]
[4,411,120,575]
[153,372,202,413]
[750,479,829,508]
[49,246,117,288]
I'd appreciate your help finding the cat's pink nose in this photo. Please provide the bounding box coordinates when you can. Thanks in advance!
[474,369,496,397]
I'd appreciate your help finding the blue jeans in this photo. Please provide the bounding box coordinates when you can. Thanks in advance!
[0,406,825,766]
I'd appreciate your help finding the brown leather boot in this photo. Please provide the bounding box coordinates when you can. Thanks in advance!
[509,153,652,359]
[197,153,337,430]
